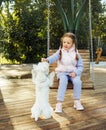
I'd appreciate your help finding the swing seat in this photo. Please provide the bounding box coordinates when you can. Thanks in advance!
[49,49,94,89]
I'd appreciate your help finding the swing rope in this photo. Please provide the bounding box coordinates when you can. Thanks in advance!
[47,0,50,57]
[89,0,95,88]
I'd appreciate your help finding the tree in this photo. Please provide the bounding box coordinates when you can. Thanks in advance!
[92,0,106,45]
[0,0,48,63]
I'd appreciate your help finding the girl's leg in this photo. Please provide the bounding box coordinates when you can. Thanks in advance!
[55,73,68,112]
[71,76,82,99]
[57,73,68,101]
[71,76,84,110]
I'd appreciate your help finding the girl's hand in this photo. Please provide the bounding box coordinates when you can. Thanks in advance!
[69,72,76,78]
[41,58,48,62]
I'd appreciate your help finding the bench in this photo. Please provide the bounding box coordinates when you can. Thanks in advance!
[49,49,94,89]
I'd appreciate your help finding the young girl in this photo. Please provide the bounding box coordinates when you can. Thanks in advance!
[42,32,84,112]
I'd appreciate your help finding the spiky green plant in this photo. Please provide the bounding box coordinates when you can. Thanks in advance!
[54,0,88,34]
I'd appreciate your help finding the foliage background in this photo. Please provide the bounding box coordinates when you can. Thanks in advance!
[0,0,105,63]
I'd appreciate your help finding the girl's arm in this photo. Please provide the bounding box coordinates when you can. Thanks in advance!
[46,50,60,64]
[41,50,60,64]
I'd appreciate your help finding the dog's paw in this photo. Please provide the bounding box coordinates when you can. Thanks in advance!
[50,71,55,77]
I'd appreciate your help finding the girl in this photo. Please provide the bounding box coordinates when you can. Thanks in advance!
[42,32,84,112]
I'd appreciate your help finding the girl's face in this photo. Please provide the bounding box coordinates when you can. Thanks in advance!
[62,37,74,51]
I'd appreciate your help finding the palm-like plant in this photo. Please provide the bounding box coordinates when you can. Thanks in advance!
[54,0,88,35]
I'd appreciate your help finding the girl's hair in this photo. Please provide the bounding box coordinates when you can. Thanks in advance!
[59,32,79,60]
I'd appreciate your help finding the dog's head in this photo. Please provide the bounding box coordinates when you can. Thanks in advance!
[33,62,49,75]
[32,62,50,84]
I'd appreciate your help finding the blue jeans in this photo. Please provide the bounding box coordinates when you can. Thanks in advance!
[56,72,82,101]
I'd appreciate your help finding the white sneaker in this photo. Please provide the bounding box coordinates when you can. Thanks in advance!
[74,100,84,110]
[55,103,62,113]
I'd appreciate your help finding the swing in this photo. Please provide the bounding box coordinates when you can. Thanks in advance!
[47,0,94,89]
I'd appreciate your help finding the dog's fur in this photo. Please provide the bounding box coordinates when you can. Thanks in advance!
[31,62,55,121]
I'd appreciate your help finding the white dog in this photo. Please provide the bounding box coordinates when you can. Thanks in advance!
[31,62,55,121]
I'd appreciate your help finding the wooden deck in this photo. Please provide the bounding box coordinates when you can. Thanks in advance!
[0,64,106,130]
